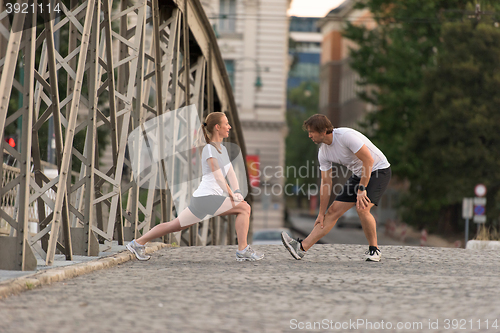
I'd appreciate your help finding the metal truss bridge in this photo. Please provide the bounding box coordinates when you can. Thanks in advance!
[0,0,249,270]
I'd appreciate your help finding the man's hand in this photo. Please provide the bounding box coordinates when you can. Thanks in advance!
[315,214,325,229]
[354,145,374,210]
[356,190,371,210]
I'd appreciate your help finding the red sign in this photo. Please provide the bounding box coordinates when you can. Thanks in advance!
[246,155,260,187]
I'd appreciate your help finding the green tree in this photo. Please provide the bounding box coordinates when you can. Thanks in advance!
[408,21,500,232]
[343,0,500,231]
[343,0,486,178]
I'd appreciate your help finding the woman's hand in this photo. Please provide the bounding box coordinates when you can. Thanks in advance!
[233,193,244,202]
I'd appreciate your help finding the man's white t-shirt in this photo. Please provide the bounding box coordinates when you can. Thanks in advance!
[192,143,231,197]
[318,128,390,177]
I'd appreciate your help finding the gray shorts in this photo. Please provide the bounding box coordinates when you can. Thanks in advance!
[187,195,227,220]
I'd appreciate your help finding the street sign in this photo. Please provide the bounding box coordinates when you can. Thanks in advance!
[474,205,485,215]
[474,215,486,223]
[462,198,473,219]
[463,198,473,247]
[473,197,487,224]
[246,155,260,188]
[474,197,486,206]
[475,184,487,197]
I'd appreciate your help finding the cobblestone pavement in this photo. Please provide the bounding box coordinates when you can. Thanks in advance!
[1,244,499,333]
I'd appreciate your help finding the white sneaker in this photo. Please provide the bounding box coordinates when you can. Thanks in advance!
[126,240,151,261]
[281,232,306,260]
[365,246,381,262]
[236,246,264,261]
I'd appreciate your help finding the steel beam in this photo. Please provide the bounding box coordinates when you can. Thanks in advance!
[46,0,97,265]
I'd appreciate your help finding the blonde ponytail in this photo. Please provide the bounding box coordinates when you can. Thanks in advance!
[194,112,226,153]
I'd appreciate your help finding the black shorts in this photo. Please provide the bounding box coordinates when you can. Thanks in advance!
[334,167,391,206]
[187,195,227,220]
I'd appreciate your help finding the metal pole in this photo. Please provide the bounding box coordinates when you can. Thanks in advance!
[184,0,196,247]
[17,67,23,161]
[184,0,190,106]
[152,0,169,236]
[18,3,36,270]
[41,0,73,260]
[45,0,96,265]
[465,218,469,247]
[47,14,60,165]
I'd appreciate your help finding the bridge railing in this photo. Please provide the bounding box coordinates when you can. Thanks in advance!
[0,0,251,271]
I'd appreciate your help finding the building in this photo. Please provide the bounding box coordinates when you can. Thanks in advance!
[287,16,321,90]
[317,0,375,129]
[202,0,292,228]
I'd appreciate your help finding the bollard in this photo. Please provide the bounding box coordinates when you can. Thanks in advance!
[400,224,407,242]
[420,229,428,246]
[385,219,396,237]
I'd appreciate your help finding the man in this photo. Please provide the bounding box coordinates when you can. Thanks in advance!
[281,114,391,261]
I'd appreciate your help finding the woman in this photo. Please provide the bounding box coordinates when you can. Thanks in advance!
[126,112,264,262]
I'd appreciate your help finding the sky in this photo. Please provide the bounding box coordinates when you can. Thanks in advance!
[287,0,345,18]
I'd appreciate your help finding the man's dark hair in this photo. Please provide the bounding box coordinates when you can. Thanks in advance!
[302,114,333,134]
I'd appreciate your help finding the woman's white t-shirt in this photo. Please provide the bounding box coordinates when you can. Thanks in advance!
[318,128,390,177]
[192,143,231,197]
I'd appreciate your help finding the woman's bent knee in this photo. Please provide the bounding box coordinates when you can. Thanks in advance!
[237,200,251,215]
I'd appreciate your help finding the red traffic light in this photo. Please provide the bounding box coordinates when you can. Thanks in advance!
[5,136,15,148]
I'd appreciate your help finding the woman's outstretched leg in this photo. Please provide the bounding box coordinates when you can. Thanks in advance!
[135,218,181,245]
[136,208,200,245]
[127,208,200,260]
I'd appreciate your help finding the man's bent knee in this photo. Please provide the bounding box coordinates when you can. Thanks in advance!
[356,205,373,215]
[326,206,346,221]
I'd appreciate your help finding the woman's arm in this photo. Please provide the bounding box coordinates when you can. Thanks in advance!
[207,157,233,197]
[226,164,240,193]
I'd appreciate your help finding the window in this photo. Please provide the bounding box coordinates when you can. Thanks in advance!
[288,63,319,79]
[224,60,235,88]
[219,0,236,33]
[289,17,320,33]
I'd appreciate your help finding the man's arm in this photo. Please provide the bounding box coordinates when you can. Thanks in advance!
[316,169,333,228]
[354,144,374,209]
